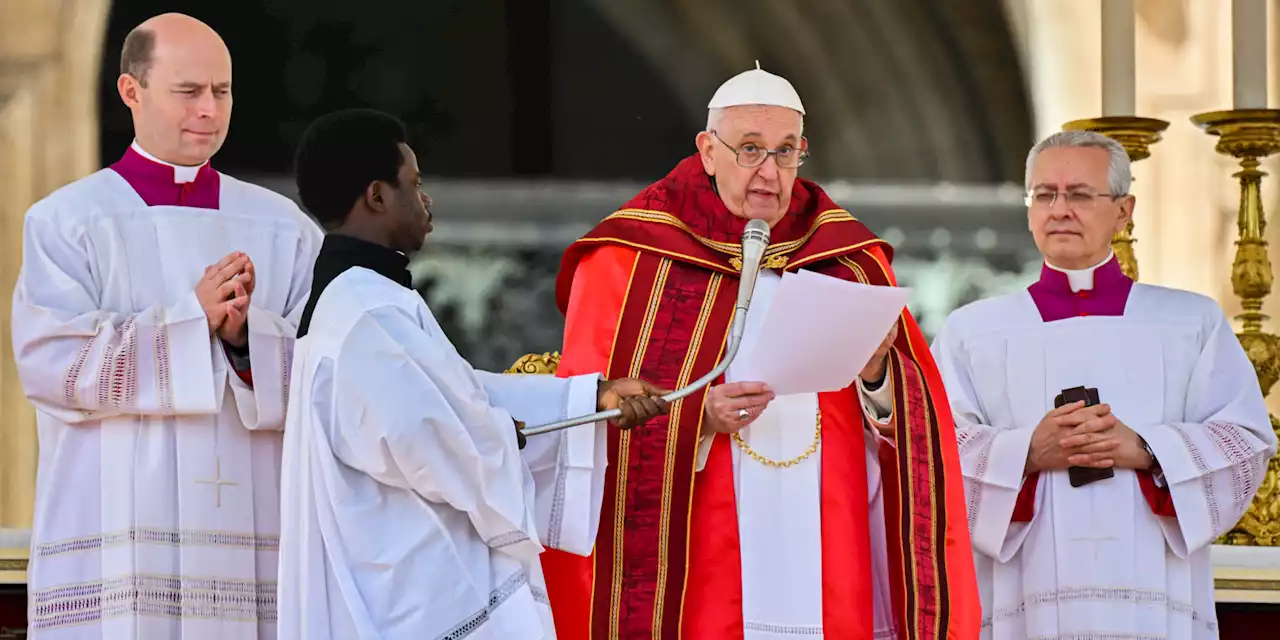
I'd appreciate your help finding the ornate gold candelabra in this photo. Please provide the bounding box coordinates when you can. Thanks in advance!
[1191,109,1280,546]
[1062,117,1171,281]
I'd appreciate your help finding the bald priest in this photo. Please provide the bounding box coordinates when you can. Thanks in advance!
[932,130,1277,639]
[10,13,320,638]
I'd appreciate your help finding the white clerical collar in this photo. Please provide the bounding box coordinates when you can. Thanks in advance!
[1045,250,1115,292]
[130,141,207,184]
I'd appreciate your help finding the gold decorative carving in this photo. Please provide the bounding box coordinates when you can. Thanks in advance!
[1062,116,1171,281]
[506,352,562,375]
[0,546,27,584]
[1222,415,1280,546]
[1191,108,1280,546]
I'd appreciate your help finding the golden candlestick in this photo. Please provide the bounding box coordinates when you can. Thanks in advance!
[1062,116,1171,281]
[1191,108,1280,546]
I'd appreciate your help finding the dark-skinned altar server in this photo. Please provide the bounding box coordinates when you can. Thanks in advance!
[278,109,670,639]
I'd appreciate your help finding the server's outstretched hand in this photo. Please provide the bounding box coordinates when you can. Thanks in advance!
[597,378,672,429]
[513,418,528,450]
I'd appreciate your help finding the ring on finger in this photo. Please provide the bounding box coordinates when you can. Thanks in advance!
[737,408,750,421]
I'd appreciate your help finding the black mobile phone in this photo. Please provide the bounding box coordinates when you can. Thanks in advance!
[1054,386,1113,487]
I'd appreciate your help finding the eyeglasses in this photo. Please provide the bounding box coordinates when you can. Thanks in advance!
[1025,190,1124,210]
[711,131,809,169]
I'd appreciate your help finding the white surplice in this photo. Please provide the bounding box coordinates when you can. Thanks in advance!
[278,267,608,640]
[10,163,322,637]
[693,269,898,639]
[932,279,1276,639]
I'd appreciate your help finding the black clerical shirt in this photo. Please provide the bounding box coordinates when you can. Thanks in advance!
[296,234,413,338]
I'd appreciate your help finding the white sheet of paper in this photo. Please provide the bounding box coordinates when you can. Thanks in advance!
[735,269,911,395]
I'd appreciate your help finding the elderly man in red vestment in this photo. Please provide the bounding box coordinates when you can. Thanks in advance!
[540,64,980,639]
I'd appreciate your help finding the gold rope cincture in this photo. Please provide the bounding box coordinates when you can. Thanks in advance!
[731,409,822,468]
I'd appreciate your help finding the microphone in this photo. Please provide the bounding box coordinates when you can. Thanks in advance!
[523,219,772,437]
[730,219,770,350]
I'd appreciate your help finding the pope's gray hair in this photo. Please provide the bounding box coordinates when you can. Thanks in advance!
[705,107,804,134]
[1024,130,1131,196]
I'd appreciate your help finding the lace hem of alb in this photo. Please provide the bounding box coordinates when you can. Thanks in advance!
[980,586,1217,633]
[36,526,279,557]
[435,570,536,640]
[28,573,276,630]
[740,620,897,638]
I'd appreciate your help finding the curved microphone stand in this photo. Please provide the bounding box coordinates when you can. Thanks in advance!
[523,219,771,437]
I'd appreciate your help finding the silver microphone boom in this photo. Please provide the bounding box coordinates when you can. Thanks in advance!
[731,219,769,348]
[523,219,771,436]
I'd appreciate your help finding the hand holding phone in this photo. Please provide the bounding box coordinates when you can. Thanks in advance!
[1053,386,1115,487]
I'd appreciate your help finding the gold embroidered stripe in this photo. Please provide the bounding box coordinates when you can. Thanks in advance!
[608,258,669,638]
[607,208,856,259]
[652,272,722,633]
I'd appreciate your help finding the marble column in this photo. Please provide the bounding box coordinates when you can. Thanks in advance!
[0,0,110,531]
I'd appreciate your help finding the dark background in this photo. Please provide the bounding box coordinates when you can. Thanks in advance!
[100,0,697,179]
[98,0,1035,184]
[92,0,1042,370]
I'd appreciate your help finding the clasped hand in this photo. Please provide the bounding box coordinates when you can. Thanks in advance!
[1026,401,1153,473]
[195,251,255,347]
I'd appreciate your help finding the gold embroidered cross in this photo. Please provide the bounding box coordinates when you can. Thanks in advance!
[195,457,238,508]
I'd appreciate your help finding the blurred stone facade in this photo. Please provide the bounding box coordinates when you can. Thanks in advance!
[0,0,1039,543]
[414,242,1042,374]
[256,176,1042,372]
[0,0,110,533]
